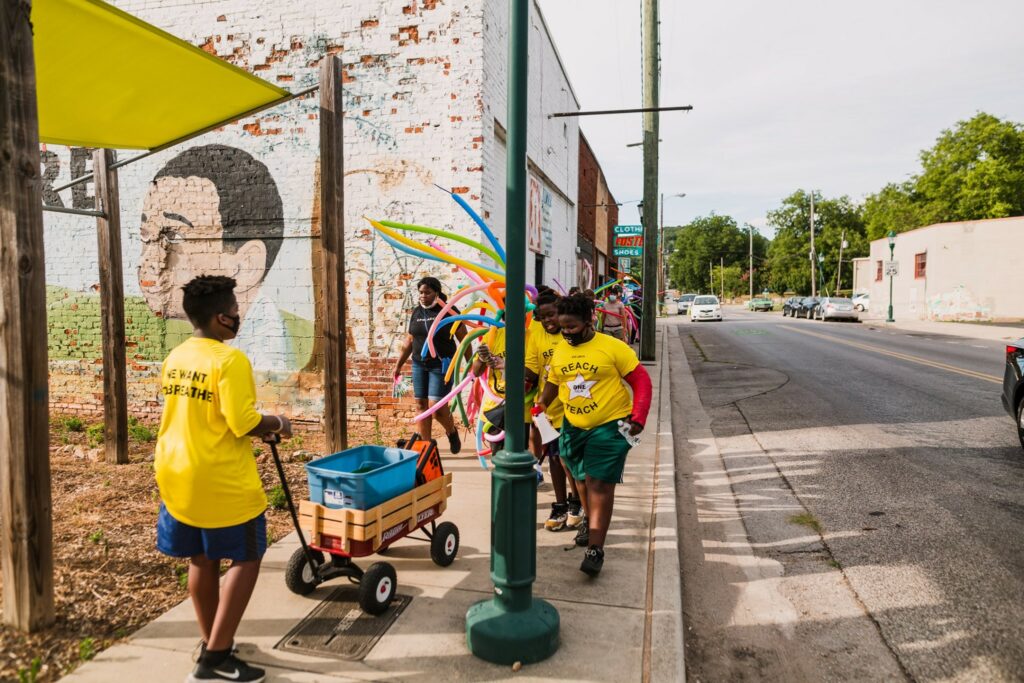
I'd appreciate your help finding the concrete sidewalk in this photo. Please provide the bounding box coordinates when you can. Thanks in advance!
[64,328,683,683]
[861,315,1024,342]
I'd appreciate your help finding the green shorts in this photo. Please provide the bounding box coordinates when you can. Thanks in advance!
[559,418,631,484]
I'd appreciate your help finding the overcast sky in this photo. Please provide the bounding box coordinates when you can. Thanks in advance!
[538,0,1024,236]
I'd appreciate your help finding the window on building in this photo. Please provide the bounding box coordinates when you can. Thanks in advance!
[915,252,927,278]
[875,260,883,282]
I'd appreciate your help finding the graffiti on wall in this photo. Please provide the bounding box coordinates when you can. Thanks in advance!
[927,285,993,322]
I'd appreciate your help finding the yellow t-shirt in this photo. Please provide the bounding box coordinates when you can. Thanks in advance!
[155,337,266,528]
[525,325,565,428]
[479,325,534,424]
[547,332,640,430]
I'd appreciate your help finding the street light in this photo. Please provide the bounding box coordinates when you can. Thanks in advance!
[659,193,686,311]
[886,230,896,323]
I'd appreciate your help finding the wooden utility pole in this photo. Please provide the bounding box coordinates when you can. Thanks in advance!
[809,192,817,297]
[720,256,724,300]
[835,229,846,295]
[93,149,128,464]
[639,0,659,360]
[749,225,754,299]
[318,56,348,452]
[0,0,56,630]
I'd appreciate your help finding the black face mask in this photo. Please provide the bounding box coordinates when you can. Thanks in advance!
[222,313,241,334]
[562,327,591,346]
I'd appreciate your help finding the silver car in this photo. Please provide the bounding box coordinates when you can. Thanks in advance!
[814,297,858,321]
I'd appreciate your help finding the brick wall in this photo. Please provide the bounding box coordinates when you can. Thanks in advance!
[41,0,581,444]
[577,131,617,285]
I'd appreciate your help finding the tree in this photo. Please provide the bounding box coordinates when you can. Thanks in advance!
[765,190,867,295]
[666,214,766,293]
[862,112,1024,238]
[917,112,1024,222]
[862,181,929,241]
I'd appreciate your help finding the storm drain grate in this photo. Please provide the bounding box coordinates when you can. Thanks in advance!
[275,587,412,661]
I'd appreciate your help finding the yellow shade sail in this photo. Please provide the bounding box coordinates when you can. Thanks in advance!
[33,0,291,150]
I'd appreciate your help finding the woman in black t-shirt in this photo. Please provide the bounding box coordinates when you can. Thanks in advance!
[393,277,468,453]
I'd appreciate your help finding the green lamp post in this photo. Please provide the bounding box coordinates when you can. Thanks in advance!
[886,230,896,323]
[465,0,560,665]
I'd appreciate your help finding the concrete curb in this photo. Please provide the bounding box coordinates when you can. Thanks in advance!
[646,323,686,682]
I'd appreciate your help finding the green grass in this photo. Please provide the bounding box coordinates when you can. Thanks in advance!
[78,637,97,662]
[86,423,105,448]
[87,530,105,545]
[284,433,304,449]
[127,419,155,443]
[827,559,842,570]
[174,564,189,590]
[61,416,85,433]
[17,658,42,683]
[788,512,823,534]
[267,485,287,510]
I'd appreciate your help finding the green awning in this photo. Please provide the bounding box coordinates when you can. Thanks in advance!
[33,0,291,150]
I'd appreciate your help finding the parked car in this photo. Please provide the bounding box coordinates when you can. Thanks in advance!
[813,297,858,322]
[1002,339,1024,449]
[794,297,820,319]
[782,296,804,317]
[676,293,697,315]
[852,292,870,312]
[690,295,723,322]
[748,297,773,312]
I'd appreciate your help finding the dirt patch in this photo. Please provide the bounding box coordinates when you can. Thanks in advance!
[0,415,326,683]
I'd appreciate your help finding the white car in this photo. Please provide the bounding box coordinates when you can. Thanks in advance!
[814,297,858,321]
[690,295,723,322]
[852,292,870,312]
[676,293,696,315]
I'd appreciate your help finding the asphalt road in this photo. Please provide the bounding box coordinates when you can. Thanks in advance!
[671,307,1023,682]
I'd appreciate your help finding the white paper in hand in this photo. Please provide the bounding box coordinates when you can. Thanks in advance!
[533,411,560,444]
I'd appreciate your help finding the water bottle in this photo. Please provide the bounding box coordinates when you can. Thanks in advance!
[617,420,641,447]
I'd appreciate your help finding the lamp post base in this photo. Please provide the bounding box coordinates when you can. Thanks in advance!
[466,597,560,665]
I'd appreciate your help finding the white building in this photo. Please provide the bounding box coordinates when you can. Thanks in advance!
[862,216,1024,322]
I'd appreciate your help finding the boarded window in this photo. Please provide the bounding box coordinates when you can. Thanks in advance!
[914,252,927,278]
[876,260,883,281]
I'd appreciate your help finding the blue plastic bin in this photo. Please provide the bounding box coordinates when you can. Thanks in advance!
[305,445,418,510]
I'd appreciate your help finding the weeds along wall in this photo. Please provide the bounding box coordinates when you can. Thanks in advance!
[42,0,579,442]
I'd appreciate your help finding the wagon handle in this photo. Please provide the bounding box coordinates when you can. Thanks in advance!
[264,438,321,573]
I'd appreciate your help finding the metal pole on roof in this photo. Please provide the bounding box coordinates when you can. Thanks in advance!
[466,0,560,664]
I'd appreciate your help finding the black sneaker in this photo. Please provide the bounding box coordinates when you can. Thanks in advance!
[566,496,584,528]
[573,523,589,547]
[448,430,462,454]
[580,546,605,576]
[192,641,238,663]
[187,654,265,682]
[544,503,569,531]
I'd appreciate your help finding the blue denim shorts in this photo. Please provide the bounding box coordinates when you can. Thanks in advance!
[411,358,453,401]
[156,504,266,562]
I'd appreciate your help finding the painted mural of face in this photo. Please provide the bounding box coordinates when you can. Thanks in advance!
[139,177,266,319]
[137,144,284,321]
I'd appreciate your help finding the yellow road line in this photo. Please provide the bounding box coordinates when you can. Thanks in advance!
[779,324,1002,385]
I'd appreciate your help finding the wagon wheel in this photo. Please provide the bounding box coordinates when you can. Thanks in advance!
[285,547,324,596]
[430,522,460,567]
[359,562,397,615]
